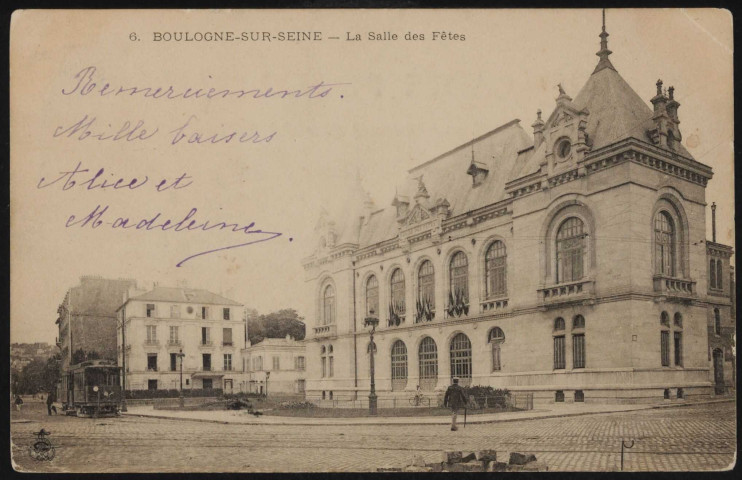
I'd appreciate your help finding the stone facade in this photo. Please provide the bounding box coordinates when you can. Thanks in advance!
[301,25,734,405]
[241,336,306,395]
[117,286,246,392]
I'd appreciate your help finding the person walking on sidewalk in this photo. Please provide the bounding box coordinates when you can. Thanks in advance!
[443,377,468,431]
[14,394,24,412]
[46,391,57,415]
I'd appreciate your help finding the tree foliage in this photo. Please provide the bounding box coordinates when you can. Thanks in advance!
[13,354,62,395]
[248,308,305,344]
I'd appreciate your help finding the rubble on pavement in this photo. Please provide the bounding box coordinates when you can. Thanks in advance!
[380,449,547,472]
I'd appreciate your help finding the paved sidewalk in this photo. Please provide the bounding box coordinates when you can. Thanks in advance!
[123,398,733,426]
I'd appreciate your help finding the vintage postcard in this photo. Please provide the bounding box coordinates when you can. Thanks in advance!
[10,9,735,473]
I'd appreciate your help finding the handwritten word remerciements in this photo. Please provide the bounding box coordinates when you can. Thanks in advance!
[62,66,349,102]
[66,205,283,267]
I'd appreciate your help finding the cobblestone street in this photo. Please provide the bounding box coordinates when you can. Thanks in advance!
[11,401,736,473]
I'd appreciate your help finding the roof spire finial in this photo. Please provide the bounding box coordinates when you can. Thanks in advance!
[593,8,615,74]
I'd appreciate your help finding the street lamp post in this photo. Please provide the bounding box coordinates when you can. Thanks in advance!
[265,371,270,398]
[177,349,186,408]
[364,310,379,415]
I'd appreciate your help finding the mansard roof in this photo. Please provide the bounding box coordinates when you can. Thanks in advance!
[356,120,532,248]
[313,23,705,255]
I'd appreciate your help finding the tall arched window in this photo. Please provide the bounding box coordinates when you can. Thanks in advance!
[323,285,335,325]
[717,260,723,290]
[449,252,469,315]
[418,337,438,391]
[556,217,586,283]
[572,315,586,369]
[553,318,565,370]
[488,327,505,372]
[654,211,675,276]
[389,268,406,326]
[450,333,472,386]
[320,345,327,377]
[327,345,334,377]
[673,314,683,367]
[714,308,721,335]
[710,259,718,289]
[485,241,507,297]
[390,340,408,391]
[660,312,670,366]
[366,275,379,316]
[417,261,435,322]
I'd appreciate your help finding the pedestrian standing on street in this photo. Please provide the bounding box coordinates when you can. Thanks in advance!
[443,377,468,431]
[46,391,57,415]
[14,394,24,412]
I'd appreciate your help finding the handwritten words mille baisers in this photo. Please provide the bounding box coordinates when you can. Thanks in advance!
[53,66,350,146]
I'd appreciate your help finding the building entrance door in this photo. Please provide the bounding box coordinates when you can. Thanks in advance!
[224,379,233,393]
[713,349,725,395]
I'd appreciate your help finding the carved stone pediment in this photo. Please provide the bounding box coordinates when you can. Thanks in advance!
[404,204,431,226]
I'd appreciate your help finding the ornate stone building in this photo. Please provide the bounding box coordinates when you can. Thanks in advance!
[302,23,734,404]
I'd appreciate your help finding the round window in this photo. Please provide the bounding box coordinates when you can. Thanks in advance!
[556,139,571,159]
[186,306,194,314]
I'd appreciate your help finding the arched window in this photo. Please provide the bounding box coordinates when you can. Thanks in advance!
[717,260,723,290]
[488,327,505,372]
[572,315,586,369]
[390,340,408,391]
[418,337,438,391]
[450,333,472,386]
[417,261,435,322]
[554,317,565,331]
[485,241,507,297]
[320,345,327,377]
[660,312,670,367]
[389,269,406,325]
[673,313,683,367]
[449,252,469,314]
[714,308,721,335]
[323,284,335,325]
[654,211,675,276]
[710,259,717,289]
[327,345,334,377]
[366,275,379,316]
[553,318,565,369]
[556,217,586,283]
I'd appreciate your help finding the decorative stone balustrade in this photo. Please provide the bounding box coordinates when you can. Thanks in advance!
[313,324,337,338]
[653,275,696,298]
[538,279,595,306]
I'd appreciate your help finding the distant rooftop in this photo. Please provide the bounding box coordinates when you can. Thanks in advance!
[127,286,242,307]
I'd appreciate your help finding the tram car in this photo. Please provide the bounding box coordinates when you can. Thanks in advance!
[60,360,122,417]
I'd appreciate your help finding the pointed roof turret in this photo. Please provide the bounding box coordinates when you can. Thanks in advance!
[593,9,616,74]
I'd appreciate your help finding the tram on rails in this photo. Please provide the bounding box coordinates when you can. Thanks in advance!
[60,360,122,417]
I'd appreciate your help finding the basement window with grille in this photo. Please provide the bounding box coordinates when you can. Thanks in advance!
[555,390,565,402]
[574,390,584,402]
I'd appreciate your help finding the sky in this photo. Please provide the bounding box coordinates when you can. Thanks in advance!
[10,9,734,345]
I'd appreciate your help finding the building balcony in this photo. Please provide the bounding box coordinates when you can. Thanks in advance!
[199,341,214,348]
[146,367,158,372]
[167,340,182,347]
[313,324,337,338]
[480,296,509,313]
[144,340,160,347]
[222,341,233,347]
[538,278,595,307]
[653,275,696,299]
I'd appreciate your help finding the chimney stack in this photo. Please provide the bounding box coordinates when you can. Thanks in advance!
[711,202,717,243]
[531,109,545,147]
